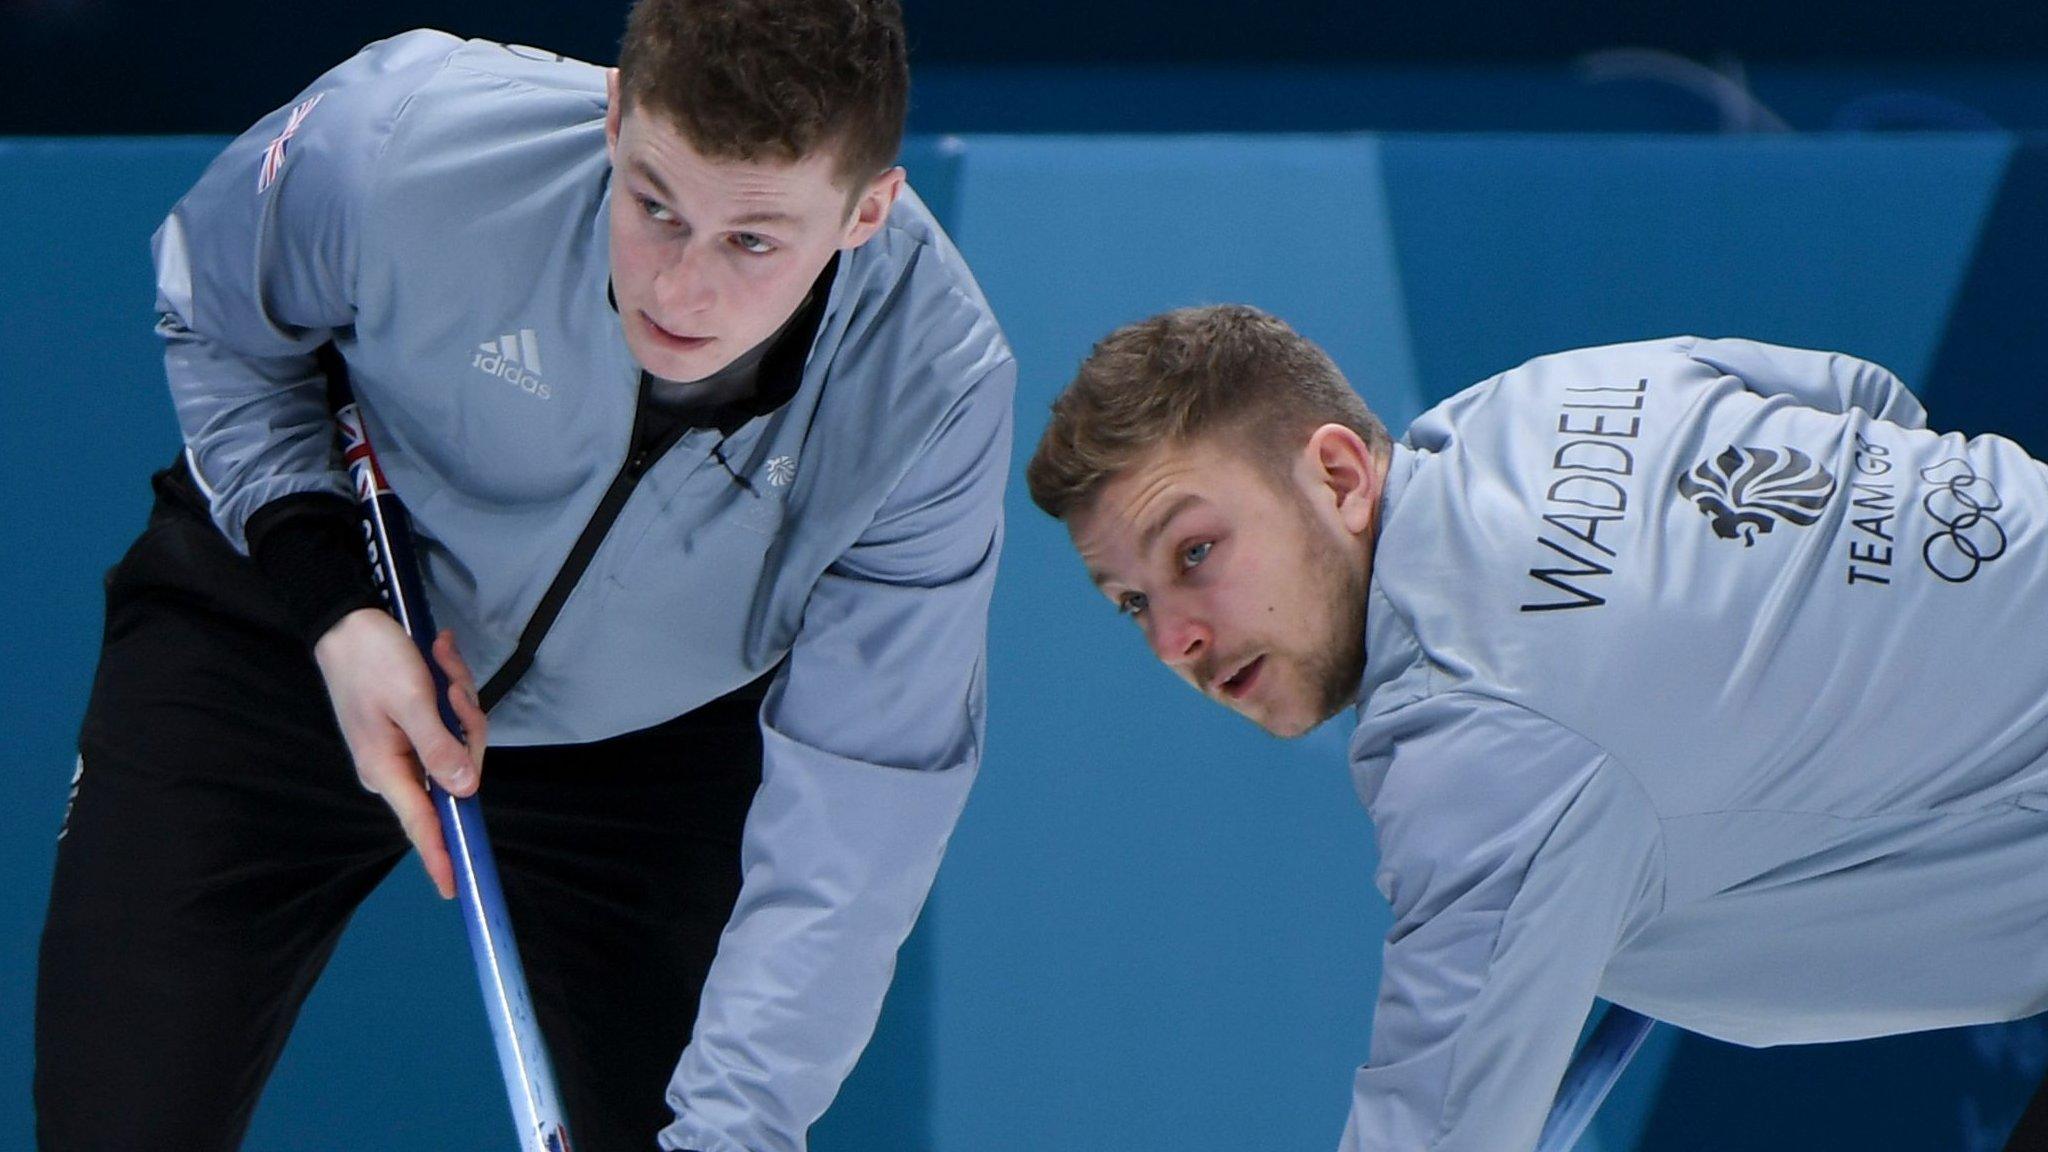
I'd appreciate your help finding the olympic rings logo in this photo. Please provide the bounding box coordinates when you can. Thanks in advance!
[1920,458,2005,583]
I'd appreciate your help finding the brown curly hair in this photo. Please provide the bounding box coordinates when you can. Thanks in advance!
[616,0,908,188]
[1027,305,1392,521]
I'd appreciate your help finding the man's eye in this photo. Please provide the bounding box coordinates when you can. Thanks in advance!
[639,197,677,224]
[1181,541,1213,569]
[732,232,775,254]
[1117,591,1148,618]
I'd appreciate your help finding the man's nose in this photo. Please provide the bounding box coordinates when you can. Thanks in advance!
[653,242,718,315]
[1149,603,1211,674]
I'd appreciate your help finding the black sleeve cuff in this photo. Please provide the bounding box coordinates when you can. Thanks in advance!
[245,492,386,649]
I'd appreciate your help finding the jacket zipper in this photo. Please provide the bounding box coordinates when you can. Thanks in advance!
[477,372,686,711]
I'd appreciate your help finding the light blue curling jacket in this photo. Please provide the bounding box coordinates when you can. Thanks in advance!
[151,30,1013,1152]
[1347,336,2048,1150]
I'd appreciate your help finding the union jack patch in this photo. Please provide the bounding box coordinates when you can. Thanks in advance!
[257,93,325,193]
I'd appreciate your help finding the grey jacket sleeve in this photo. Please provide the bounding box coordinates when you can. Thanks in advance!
[1688,336,1929,430]
[1344,696,1663,1152]
[659,358,1016,1152]
[152,31,452,550]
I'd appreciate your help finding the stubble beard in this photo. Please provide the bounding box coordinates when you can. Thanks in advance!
[1299,506,1371,729]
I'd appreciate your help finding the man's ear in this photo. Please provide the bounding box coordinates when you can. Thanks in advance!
[1306,424,1379,536]
[604,69,623,159]
[840,166,906,249]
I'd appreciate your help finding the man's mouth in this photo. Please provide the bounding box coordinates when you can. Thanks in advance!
[640,312,712,351]
[1216,655,1264,701]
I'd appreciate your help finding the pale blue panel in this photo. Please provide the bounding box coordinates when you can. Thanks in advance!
[951,135,1421,434]
[929,136,1412,1151]
[1382,134,2013,405]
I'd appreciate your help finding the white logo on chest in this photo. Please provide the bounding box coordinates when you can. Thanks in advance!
[471,329,552,399]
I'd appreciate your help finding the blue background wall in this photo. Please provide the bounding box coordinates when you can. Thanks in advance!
[9,129,2048,1149]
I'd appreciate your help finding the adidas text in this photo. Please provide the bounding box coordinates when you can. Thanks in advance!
[473,330,552,400]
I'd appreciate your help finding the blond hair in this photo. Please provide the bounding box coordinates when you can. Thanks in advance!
[1027,304,1390,520]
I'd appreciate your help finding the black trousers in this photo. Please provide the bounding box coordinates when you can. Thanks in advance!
[35,471,766,1151]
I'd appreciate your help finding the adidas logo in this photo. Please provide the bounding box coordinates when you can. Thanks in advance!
[472,329,552,399]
